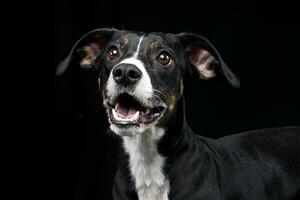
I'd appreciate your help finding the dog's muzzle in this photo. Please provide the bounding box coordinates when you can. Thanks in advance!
[105,62,167,133]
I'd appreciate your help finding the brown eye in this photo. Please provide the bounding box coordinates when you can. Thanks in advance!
[157,51,172,65]
[106,46,119,60]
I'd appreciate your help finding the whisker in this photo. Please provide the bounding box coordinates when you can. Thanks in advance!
[153,88,167,97]
[153,88,168,102]
[106,128,118,139]
[106,128,112,135]
[153,94,162,104]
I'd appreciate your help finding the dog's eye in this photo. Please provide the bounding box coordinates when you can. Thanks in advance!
[157,51,172,65]
[106,46,119,60]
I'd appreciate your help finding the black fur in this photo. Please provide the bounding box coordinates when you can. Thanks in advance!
[113,97,300,200]
[57,28,300,200]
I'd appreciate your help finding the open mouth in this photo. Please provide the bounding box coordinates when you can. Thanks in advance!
[107,93,166,127]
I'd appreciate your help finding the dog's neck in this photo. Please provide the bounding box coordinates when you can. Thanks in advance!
[156,97,194,157]
[120,97,194,200]
[122,126,170,200]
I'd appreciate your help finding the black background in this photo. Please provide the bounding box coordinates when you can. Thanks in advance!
[51,1,300,199]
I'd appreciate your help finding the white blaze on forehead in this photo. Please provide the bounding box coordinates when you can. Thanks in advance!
[134,36,145,57]
[106,35,153,103]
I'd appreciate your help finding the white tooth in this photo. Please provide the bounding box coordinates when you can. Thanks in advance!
[132,111,139,120]
[145,108,151,114]
[112,108,118,119]
[152,112,160,118]
[115,103,120,111]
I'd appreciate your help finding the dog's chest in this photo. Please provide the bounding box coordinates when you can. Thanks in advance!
[122,127,170,200]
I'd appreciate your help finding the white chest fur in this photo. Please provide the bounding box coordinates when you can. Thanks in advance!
[122,127,170,200]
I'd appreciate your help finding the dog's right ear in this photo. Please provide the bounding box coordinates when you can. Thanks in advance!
[56,28,118,76]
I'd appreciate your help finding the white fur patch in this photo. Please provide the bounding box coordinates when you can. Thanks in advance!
[134,36,144,57]
[118,57,153,102]
[122,127,170,200]
[106,36,153,105]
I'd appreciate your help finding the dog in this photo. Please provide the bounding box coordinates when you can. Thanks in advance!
[57,28,300,200]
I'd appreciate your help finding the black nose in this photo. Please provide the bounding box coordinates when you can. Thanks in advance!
[112,64,142,85]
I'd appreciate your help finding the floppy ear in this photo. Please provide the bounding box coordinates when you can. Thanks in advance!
[56,28,118,76]
[178,33,240,88]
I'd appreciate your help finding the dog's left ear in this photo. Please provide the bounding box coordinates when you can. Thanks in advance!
[177,33,240,88]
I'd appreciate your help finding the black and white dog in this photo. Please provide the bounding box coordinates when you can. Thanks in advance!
[57,28,300,200]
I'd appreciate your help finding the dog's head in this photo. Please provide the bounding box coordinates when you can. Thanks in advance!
[57,28,239,136]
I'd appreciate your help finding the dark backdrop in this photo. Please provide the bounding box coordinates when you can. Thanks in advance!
[51,1,300,199]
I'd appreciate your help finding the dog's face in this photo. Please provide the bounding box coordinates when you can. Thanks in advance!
[57,28,240,136]
[98,32,184,136]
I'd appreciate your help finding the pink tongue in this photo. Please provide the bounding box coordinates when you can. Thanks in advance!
[116,103,138,118]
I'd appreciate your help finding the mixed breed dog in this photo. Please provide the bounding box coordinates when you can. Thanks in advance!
[57,28,300,200]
